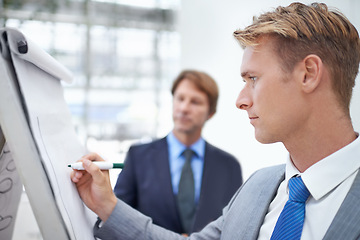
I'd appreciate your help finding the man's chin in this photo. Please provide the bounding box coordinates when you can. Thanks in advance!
[254,132,278,144]
[173,127,193,135]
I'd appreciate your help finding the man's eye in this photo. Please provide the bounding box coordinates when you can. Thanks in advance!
[249,76,257,81]
[175,96,184,101]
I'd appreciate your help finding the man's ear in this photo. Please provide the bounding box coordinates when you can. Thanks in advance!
[301,54,323,93]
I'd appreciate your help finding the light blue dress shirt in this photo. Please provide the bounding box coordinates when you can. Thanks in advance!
[167,131,205,204]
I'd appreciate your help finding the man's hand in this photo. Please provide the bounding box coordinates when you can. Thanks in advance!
[70,152,117,222]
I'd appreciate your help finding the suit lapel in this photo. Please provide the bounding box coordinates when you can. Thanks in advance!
[151,138,182,229]
[244,169,285,239]
[193,143,213,228]
[223,165,285,240]
[323,170,360,240]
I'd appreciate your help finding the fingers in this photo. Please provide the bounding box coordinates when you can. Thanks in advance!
[81,159,110,185]
[82,152,105,162]
[70,152,104,183]
[70,170,83,183]
[69,152,116,222]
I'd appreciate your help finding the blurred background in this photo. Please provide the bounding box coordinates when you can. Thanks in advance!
[1,0,359,239]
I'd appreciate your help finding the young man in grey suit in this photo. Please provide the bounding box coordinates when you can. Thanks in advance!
[113,70,242,235]
[71,2,360,239]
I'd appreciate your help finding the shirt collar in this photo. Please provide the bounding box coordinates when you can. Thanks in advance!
[285,133,360,200]
[167,131,205,159]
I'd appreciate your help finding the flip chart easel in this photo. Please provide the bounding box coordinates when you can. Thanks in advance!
[0,27,96,240]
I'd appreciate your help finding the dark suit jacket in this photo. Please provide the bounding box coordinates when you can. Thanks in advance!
[113,137,243,233]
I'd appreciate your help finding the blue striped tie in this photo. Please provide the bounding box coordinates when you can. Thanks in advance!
[270,176,310,240]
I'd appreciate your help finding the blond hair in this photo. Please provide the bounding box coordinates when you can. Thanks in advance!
[234,2,360,112]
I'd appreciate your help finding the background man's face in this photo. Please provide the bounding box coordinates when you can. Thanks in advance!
[172,79,210,137]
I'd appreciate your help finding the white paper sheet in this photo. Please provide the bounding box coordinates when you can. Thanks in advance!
[5,28,97,239]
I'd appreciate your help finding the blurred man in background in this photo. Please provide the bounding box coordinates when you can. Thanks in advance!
[113,69,242,235]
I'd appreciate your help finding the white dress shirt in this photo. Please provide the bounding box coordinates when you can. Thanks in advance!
[258,134,360,240]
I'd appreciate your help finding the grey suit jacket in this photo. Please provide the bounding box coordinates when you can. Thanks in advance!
[94,164,360,240]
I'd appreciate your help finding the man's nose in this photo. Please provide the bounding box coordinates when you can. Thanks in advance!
[235,86,252,110]
[179,100,191,111]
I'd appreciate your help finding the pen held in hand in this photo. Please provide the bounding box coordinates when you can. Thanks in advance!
[68,162,124,170]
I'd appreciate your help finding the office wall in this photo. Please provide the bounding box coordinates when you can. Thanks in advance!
[179,0,360,179]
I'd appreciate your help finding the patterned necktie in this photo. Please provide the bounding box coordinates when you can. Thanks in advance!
[176,148,195,234]
[270,176,310,240]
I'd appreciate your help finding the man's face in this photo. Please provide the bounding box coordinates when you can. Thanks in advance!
[172,79,211,136]
[236,40,308,144]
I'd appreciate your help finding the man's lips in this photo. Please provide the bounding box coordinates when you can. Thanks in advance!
[176,116,191,123]
[249,116,259,124]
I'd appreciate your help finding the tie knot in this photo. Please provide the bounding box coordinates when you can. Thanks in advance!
[288,176,310,203]
[183,148,194,162]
